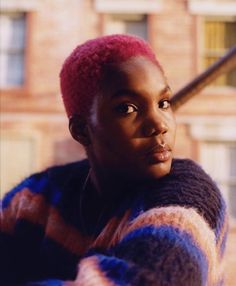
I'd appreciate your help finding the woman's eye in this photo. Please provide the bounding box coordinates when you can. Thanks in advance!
[116,103,137,114]
[159,99,171,109]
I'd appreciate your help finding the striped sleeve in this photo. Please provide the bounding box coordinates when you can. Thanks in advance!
[69,159,228,286]
[0,170,83,285]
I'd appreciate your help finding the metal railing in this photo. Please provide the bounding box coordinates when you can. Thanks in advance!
[170,45,236,111]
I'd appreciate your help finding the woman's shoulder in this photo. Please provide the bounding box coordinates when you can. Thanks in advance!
[140,158,226,235]
[171,158,207,175]
[168,158,220,190]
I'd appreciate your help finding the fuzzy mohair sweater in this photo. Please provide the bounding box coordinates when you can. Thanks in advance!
[0,159,228,286]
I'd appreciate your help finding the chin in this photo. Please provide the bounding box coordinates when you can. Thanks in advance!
[146,159,172,179]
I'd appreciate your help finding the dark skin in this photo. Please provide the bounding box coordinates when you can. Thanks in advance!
[70,56,176,196]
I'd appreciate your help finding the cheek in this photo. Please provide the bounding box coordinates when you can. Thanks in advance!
[90,120,131,152]
[99,123,140,161]
[100,114,137,139]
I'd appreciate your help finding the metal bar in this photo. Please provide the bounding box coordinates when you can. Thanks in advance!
[170,45,236,111]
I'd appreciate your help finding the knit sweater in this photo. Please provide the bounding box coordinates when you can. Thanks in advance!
[0,159,228,286]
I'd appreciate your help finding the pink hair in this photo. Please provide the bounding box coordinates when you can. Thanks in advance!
[60,34,162,117]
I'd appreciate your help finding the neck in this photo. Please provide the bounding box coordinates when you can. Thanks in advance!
[89,165,135,199]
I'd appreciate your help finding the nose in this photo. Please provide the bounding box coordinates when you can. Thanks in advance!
[142,109,168,137]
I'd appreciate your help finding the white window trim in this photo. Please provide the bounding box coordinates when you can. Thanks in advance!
[190,122,236,142]
[188,0,236,16]
[177,116,236,142]
[0,0,41,12]
[94,0,162,13]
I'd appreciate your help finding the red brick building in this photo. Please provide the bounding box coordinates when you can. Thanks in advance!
[1,0,236,284]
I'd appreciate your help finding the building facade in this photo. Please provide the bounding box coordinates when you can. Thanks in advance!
[1,0,236,284]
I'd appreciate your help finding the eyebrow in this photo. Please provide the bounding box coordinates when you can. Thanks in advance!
[160,85,172,95]
[111,85,172,98]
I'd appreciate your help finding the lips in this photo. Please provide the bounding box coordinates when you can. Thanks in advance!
[145,143,172,163]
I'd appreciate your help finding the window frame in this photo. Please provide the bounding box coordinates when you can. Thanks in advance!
[188,0,236,16]
[94,0,162,13]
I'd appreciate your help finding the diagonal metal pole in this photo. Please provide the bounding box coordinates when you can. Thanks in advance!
[170,45,236,111]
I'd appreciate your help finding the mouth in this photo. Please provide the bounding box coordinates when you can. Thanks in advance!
[145,143,172,164]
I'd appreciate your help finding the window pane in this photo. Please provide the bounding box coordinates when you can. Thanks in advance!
[104,14,147,40]
[0,53,7,86]
[0,14,11,50]
[10,14,26,50]
[7,53,25,85]
[126,16,147,40]
[204,19,236,87]
[0,13,26,87]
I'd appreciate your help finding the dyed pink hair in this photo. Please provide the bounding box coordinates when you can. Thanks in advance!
[60,34,162,117]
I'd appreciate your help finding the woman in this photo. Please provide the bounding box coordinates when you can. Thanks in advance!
[1,34,228,285]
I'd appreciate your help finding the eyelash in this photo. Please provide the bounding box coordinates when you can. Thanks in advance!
[159,99,171,109]
[115,99,171,115]
[115,103,137,115]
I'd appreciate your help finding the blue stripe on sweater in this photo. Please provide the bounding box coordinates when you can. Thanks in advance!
[2,174,62,209]
[97,255,131,286]
[104,225,209,285]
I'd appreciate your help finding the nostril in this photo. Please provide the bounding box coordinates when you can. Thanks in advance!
[142,119,168,137]
[162,130,167,135]
[145,127,158,137]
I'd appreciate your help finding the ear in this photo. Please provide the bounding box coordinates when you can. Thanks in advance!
[69,115,91,146]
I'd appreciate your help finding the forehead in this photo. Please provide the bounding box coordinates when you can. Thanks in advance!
[100,56,167,97]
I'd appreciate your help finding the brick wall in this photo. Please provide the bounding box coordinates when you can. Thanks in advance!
[150,0,197,91]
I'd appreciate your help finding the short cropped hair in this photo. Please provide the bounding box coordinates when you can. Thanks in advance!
[60,34,162,118]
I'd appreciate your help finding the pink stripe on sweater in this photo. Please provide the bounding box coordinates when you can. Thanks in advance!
[1,188,92,255]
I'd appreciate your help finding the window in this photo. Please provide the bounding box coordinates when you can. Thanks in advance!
[203,18,236,87]
[0,12,26,88]
[200,142,236,219]
[104,14,147,40]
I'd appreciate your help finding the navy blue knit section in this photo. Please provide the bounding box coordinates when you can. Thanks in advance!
[112,225,207,286]
[1,220,44,283]
[138,159,225,239]
[45,160,89,228]
[0,219,79,284]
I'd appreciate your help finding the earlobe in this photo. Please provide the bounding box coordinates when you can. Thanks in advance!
[69,115,91,146]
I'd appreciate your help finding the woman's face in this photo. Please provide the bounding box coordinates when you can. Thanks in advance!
[86,56,176,182]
